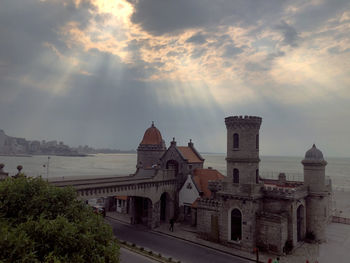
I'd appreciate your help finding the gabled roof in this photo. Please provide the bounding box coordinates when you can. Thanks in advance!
[192,168,224,198]
[177,146,204,163]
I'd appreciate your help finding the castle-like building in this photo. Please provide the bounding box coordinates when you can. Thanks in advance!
[130,115,332,255]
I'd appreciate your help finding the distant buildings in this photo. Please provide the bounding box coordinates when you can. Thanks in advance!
[0,129,135,156]
[0,130,80,156]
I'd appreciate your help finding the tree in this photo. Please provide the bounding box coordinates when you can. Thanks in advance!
[0,177,119,263]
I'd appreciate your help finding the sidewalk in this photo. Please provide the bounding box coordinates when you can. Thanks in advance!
[107,212,350,263]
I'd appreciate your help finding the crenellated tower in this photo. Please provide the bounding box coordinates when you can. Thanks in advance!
[225,115,262,196]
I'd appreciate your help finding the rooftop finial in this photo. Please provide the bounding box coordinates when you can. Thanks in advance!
[173,137,175,142]
[151,121,154,127]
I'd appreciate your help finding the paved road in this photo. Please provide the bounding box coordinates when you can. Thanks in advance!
[107,218,251,263]
[120,248,158,263]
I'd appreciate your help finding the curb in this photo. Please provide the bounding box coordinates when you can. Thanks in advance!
[151,229,262,263]
[106,216,263,263]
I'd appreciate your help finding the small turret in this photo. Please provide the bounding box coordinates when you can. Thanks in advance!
[302,144,330,242]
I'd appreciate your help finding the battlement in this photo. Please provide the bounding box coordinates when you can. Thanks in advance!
[225,115,262,129]
[263,184,308,200]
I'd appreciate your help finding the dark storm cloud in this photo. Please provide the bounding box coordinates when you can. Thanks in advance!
[126,0,287,35]
[293,0,350,32]
[0,0,95,82]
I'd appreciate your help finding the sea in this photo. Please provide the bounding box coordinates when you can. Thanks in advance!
[0,154,349,190]
[1,153,350,216]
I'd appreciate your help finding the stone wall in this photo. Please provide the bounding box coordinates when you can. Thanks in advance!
[218,198,262,251]
[137,147,165,169]
[256,213,288,255]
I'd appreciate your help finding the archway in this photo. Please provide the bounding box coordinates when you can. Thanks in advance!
[160,192,172,222]
[131,196,152,227]
[166,160,179,176]
[297,205,305,241]
[231,209,242,241]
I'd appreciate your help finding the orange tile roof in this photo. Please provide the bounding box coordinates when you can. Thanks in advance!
[192,168,224,198]
[177,146,203,163]
[140,124,163,145]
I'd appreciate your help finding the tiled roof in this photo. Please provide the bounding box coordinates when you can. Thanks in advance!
[140,123,163,145]
[177,146,203,163]
[192,168,224,198]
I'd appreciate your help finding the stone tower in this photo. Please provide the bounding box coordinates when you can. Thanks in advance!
[225,115,262,196]
[137,122,166,169]
[302,144,330,241]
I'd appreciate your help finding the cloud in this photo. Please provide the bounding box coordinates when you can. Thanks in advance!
[186,32,207,44]
[0,0,350,157]
[275,21,300,47]
[126,0,288,35]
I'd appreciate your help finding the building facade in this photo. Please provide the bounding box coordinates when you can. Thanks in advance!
[196,116,332,255]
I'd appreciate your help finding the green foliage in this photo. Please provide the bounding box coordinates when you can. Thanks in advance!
[0,177,119,263]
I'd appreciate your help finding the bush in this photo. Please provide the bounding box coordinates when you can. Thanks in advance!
[0,177,119,263]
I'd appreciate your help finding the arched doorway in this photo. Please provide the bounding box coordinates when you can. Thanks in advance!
[160,192,170,222]
[132,197,152,226]
[297,205,305,241]
[231,209,242,241]
[166,160,179,176]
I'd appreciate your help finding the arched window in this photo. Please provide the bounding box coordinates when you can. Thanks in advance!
[233,169,239,184]
[256,169,259,184]
[231,209,242,241]
[256,134,259,149]
[233,133,239,149]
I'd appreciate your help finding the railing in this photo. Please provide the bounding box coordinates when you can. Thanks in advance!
[332,216,350,225]
[260,171,303,182]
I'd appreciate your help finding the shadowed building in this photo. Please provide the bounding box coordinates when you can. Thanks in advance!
[49,116,333,256]
[196,116,332,255]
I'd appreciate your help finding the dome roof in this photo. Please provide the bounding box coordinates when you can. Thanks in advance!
[304,144,324,161]
[140,122,163,145]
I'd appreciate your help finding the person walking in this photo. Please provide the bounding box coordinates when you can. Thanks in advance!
[272,257,280,263]
[169,218,174,232]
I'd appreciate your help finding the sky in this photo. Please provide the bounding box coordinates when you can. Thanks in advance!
[0,0,349,157]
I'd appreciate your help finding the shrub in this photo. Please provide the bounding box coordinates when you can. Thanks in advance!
[0,177,120,263]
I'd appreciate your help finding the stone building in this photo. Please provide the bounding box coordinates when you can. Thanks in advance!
[110,117,332,254]
[196,116,332,255]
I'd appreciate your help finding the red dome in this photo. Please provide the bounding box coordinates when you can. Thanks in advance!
[140,123,163,145]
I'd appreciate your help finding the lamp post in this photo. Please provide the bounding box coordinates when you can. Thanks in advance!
[46,156,50,181]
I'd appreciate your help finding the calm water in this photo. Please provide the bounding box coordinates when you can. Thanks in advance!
[1,154,350,190]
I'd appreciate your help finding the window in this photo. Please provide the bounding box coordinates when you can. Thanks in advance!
[233,133,239,149]
[256,134,259,149]
[233,169,239,184]
[256,169,259,184]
